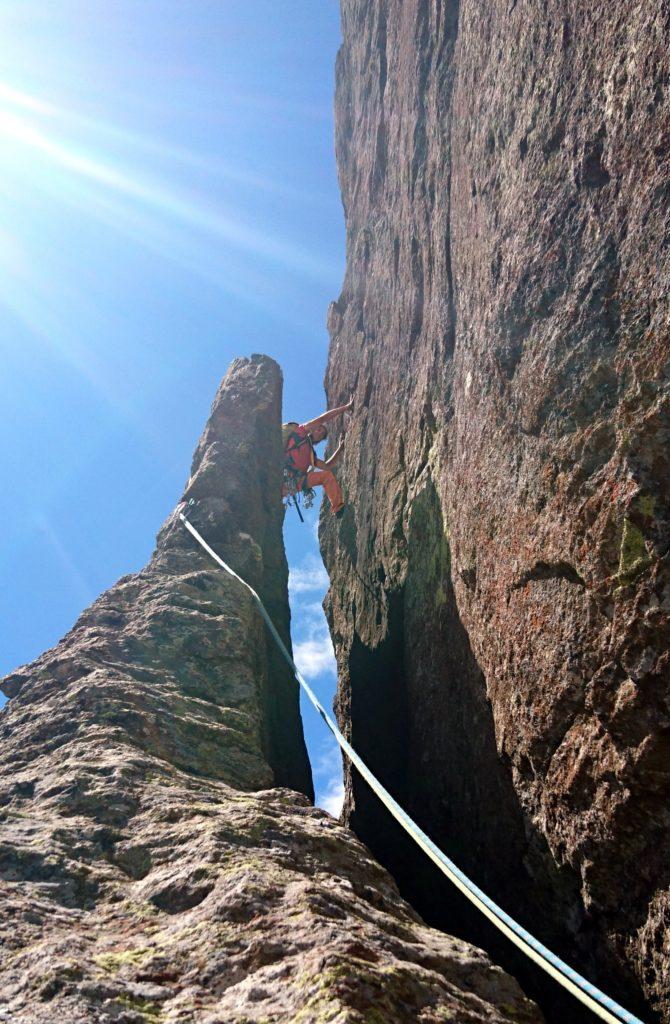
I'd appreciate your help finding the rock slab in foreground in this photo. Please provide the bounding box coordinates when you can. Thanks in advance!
[0,355,542,1023]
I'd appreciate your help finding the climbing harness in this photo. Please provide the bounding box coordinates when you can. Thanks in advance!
[282,425,316,522]
[283,466,316,508]
[282,466,316,522]
[178,510,647,1024]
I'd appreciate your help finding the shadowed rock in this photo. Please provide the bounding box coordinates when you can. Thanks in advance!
[0,355,542,1023]
[323,3,670,1022]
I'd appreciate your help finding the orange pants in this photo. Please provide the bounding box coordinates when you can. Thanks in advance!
[305,468,344,515]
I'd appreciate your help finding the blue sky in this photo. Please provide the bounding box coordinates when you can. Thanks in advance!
[0,2,344,813]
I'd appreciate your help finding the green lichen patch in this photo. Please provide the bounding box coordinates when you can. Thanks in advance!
[615,518,652,586]
[119,898,162,923]
[115,994,163,1022]
[636,493,656,518]
[94,947,153,974]
[152,918,235,949]
[292,959,452,1024]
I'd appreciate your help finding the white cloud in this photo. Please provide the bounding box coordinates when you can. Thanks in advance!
[289,554,334,678]
[313,737,345,817]
[287,531,342,815]
[314,735,342,777]
[302,600,326,618]
[293,630,336,678]
[288,553,329,595]
[317,775,345,817]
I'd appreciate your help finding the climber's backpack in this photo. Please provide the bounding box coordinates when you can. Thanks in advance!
[282,422,316,511]
[282,421,301,449]
[282,422,315,472]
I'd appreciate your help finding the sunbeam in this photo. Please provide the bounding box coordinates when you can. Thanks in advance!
[34,513,94,608]
[0,11,347,946]
[0,96,335,284]
[0,82,331,206]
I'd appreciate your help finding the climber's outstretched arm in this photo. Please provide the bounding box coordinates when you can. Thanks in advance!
[302,398,353,433]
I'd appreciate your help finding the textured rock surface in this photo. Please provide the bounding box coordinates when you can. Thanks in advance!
[323,2,670,1021]
[0,355,542,1023]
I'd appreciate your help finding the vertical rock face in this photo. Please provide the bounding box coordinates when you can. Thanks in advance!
[324,1,670,1021]
[0,354,543,1023]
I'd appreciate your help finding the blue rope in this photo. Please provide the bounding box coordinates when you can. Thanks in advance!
[179,513,647,1024]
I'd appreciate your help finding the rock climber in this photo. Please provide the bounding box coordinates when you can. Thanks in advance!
[283,399,353,518]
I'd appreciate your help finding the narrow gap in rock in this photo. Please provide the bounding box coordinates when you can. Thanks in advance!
[283,493,343,816]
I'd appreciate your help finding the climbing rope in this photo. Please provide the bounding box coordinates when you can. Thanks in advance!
[179,511,646,1024]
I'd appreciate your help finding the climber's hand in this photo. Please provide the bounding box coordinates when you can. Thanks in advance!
[326,438,345,467]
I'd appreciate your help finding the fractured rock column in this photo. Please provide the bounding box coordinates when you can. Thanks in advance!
[3,354,312,798]
[0,354,543,1024]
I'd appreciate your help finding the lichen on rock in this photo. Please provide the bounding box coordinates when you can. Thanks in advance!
[615,517,653,587]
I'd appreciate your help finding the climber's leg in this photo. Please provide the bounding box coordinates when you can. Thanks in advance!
[305,468,344,515]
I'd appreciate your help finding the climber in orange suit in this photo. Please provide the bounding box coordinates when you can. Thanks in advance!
[283,399,353,517]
